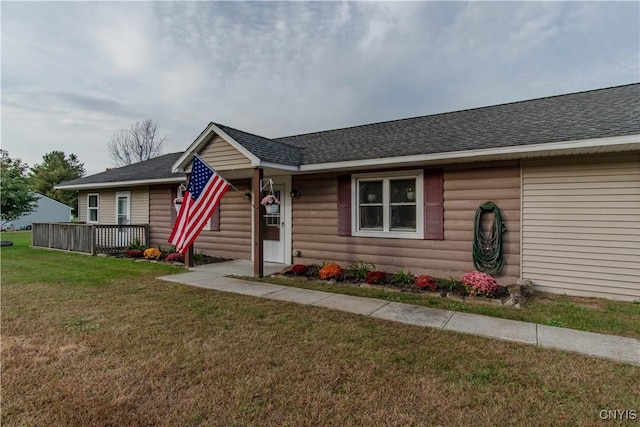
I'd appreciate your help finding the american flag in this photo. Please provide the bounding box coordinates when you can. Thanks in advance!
[168,155,230,253]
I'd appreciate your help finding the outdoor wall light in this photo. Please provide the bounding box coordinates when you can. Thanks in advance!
[243,191,252,201]
[290,188,300,199]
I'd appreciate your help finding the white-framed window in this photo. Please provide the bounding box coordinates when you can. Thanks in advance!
[87,194,99,223]
[352,170,423,239]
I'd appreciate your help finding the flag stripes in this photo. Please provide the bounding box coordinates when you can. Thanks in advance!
[168,155,230,254]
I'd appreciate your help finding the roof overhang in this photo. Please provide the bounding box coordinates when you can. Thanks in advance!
[297,134,640,173]
[55,176,187,190]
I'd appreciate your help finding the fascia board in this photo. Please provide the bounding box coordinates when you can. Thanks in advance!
[260,161,300,172]
[298,135,640,172]
[54,176,186,190]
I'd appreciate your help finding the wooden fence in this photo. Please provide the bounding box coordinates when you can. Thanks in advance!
[32,223,150,255]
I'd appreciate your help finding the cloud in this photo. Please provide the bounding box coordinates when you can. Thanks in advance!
[1,1,638,174]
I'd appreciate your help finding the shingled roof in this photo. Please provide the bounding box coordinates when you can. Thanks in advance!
[57,152,185,188]
[60,83,639,188]
[215,123,302,166]
[274,83,640,164]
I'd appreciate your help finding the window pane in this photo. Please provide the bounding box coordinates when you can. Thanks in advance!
[391,205,416,231]
[359,181,382,204]
[390,179,417,204]
[360,206,383,230]
[88,195,98,208]
[89,210,98,222]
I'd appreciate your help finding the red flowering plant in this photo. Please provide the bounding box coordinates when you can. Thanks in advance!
[415,275,437,291]
[365,271,387,285]
[461,271,499,297]
[126,249,144,258]
[319,263,343,280]
[165,253,184,263]
[290,264,308,276]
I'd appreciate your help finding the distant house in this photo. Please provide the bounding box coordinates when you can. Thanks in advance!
[8,193,73,229]
[57,84,640,301]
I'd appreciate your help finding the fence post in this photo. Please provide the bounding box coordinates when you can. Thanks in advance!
[90,225,96,255]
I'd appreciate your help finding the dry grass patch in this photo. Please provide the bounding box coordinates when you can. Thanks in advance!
[3,274,640,426]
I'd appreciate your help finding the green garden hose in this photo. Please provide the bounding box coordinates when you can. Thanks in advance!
[472,201,505,276]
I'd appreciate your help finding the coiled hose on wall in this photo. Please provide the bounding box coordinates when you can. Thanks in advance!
[472,201,505,276]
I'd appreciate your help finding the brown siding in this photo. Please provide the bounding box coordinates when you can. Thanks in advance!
[149,185,174,247]
[150,181,252,259]
[292,163,521,285]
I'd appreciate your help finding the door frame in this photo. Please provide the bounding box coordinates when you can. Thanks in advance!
[251,175,292,265]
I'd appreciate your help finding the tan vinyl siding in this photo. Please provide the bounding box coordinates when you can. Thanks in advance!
[292,163,521,285]
[190,135,252,172]
[129,187,149,223]
[149,181,252,259]
[522,154,640,301]
[79,187,149,224]
[78,192,88,222]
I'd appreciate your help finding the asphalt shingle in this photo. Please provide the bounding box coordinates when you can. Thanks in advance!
[59,152,184,186]
[275,83,640,164]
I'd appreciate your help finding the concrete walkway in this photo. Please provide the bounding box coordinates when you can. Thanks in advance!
[159,260,640,366]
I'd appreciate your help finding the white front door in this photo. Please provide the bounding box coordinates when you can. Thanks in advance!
[264,185,285,263]
[116,191,131,246]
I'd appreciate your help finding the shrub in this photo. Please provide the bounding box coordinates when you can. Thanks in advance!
[319,263,343,280]
[143,248,162,260]
[346,260,375,281]
[126,249,143,258]
[165,253,184,263]
[390,268,414,285]
[306,264,321,279]
[461,271,499,297]
[436,277,463,293]
[160,245,177,256]
[291,264,308,275]
[126,239,145,251]
[415,275,437,291]
[365,271,387,285]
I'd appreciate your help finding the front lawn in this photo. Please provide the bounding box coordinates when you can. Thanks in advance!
[2,231,639,426]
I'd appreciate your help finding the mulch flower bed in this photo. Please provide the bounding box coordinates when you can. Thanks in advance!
[276,263,527,308]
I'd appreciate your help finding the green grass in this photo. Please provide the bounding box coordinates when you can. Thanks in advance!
[1,231,181,286]
[2,231,640,426]
[235,275,640,339]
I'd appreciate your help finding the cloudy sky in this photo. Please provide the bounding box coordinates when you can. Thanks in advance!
[2,1,638,175]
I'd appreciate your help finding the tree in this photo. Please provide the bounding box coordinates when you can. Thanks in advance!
[29,151,85,216]
[0,150,38,226]
[108,119,167,167]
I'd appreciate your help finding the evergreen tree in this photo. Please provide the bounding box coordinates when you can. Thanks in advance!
[0,150,38,225]
[28,151,85,216]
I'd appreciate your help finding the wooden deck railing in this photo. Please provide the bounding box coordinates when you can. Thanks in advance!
[32,223,150,255]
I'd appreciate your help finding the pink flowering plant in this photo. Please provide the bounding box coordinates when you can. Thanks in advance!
[461,271,499,297]
[260,194,280,206]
